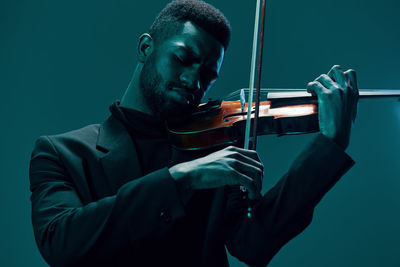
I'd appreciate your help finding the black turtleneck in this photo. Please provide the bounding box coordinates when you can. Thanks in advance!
[109,101,181,175]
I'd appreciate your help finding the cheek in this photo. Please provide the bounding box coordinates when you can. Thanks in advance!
[156,57,181,84]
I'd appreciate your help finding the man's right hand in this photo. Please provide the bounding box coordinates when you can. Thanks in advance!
[169,146,263,200]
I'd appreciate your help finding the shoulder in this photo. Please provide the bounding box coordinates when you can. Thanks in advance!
[32,123,102,159]
[51,123,101,145]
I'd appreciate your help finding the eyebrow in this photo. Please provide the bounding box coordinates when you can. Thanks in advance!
[174,43,201,59]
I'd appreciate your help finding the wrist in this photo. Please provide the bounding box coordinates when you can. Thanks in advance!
[169,163,191,185]
[169,164,194,205]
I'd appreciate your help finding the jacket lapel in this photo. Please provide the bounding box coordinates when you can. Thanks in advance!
[96,115,143,193]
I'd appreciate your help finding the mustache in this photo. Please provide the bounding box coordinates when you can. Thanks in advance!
[167,83,198,103]
[167,82,198,93]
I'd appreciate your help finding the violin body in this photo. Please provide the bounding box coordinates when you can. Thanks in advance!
[168,99,319,150]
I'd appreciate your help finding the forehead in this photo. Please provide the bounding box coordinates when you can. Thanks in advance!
[160,21,225,69]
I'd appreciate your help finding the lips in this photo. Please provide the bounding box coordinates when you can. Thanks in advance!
[170,87,195,104]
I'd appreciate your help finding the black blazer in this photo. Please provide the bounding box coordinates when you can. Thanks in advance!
[29,115,354,267]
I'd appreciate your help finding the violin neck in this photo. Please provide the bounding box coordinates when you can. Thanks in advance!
[234,88,400,100]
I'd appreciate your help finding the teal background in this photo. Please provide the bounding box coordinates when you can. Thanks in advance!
[1,0,399,266]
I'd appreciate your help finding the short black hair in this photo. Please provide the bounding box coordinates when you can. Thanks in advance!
[149,0,231,50]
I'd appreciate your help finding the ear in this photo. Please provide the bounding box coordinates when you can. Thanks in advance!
[137,33,154,62]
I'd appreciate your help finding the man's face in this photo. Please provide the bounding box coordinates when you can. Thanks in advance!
[140,21,224,120]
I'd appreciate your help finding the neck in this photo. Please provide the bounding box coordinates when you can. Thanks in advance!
[120,64,152,115]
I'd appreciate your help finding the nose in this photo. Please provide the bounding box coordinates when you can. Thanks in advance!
[180,68,201,92]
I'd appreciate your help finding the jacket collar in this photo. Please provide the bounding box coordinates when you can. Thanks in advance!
[96,115,142,192]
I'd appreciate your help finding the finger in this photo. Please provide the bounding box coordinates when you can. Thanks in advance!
[227,146,261,162]
[230,152,264,194]
[235,173,261,200]
[231,160,263,196]
[307,80,330,98]
[344,69,359,95]
[327,65,348,93]
[225,146,264,170]
[231,161,264,186]
[344,69,359,122]
[316,74,341,93]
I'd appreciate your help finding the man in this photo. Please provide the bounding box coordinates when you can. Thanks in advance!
[29,0,358,266]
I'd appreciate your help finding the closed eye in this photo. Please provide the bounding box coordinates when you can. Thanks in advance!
[173,54,192,66]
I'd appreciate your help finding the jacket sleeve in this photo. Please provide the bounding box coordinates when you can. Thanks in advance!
[224,134,355,266]
[29,136,186,266]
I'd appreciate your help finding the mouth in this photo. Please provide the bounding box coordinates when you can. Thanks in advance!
[170,87,195,104]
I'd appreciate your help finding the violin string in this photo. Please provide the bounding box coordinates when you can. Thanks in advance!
[221,88,400,100]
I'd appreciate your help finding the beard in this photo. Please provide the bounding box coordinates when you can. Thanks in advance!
[139,54,199,122]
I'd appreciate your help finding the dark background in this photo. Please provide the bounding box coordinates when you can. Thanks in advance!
[1,0,399,266]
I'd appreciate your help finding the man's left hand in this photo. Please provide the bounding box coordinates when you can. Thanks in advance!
[307,65,359,149]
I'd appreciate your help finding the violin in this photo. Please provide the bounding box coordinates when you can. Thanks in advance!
[167,88,400,150]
